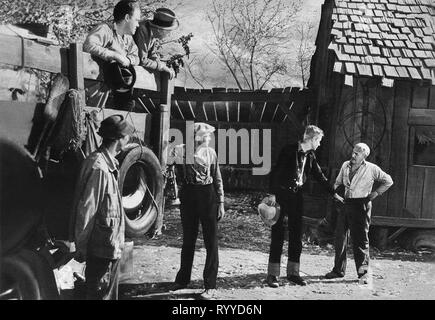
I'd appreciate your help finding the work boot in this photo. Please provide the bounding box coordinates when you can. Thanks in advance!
[286,261,306,286]
[325,270,345,279]
[287,275,307,286]
[266,275,279,288]
[199,288,217,300]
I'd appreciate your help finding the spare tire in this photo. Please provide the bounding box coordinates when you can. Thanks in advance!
[117,144,163,238]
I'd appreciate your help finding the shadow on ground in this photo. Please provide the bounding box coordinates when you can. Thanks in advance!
[129,192,434,264]
[120,273,274,300]
[119,273,364,300]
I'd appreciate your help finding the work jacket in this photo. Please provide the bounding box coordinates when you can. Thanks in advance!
[71,147,125,260]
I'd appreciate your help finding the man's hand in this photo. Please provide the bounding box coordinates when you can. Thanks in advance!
[367,191,378,202]
[333,193,344,203]
[217,203,225,221]
[162,65,175,80]
[266,194,276,206]
[113,52,130,67]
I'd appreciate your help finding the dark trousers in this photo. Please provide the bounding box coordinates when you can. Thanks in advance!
[175,184,219,289]
[269,190,304,264]
[85,255,120,300]
[333,199,371,277]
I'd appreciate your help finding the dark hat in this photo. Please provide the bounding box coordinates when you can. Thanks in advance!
[98,115,135,140]
[103,62,136,91]
[149,8,179,30]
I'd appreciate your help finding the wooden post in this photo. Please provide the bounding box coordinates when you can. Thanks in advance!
[152,72,172,234]
[68,43,85,105]
[196,100,206,121]
[152,72,172,167]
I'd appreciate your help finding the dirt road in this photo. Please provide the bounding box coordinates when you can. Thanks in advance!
[119,193,435,300]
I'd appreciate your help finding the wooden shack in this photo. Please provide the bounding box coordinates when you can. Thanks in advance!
[308,0,435,230]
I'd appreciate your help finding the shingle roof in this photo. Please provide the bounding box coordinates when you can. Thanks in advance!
[328,0,435,84]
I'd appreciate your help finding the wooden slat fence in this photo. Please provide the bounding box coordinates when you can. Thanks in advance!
[135,86,311,128]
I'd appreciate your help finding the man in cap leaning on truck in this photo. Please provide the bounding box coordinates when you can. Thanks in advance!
[71,115,134,300]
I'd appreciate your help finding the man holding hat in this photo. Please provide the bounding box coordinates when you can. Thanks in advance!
[267,125,342,287]
[133,7,179,80]
[83,0,141,110]
[71,115,134,300]
[169,122,225,300]
[258,195,281,228]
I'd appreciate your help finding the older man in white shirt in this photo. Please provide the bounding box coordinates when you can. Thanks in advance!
[325,143,393,284]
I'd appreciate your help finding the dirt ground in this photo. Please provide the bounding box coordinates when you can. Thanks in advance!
[119,192,435,300]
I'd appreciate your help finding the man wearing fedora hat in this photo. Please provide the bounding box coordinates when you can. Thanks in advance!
[266,125,342,288]
[71,115,134,299]
[168,122,225,300]
[133,7,179,80]
[83,0,141,111]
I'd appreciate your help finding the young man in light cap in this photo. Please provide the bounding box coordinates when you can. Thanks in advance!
[71,114,134,300]
[325,143,393,284]
[267,125,342,287]
[169,122,225,300]
[133,7,179,80]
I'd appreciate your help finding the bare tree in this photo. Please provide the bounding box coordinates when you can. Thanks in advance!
[181,55,208,89]
[295,21,316,88]
[207,0,302,90]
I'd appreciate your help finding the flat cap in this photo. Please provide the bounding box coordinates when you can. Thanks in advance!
[98,115,134,140]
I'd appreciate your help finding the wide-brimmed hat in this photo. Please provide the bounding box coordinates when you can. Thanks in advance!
[98,115,135,140]
[148,8,179,30]
[194,122,215,141]
[103,62,136,91]
[257,196,280,227]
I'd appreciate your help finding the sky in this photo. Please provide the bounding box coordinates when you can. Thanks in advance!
[166,0,325,89]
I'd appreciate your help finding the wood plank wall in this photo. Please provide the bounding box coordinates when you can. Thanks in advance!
[170,119,301,191]
[388,80,410,219]
[0,33,160,92]
[328,78,435,225]
[404,83,435,222]
[136,86,307,124]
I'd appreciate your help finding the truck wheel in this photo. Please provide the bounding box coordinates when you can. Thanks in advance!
[0,138,43,255]
[117,144,163,238]
[0,255,41,300]
[0,249,59,300]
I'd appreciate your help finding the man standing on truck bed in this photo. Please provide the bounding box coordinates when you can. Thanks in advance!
[83,0,141,111]
[71,115,134,300]
[133,7,179,80]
